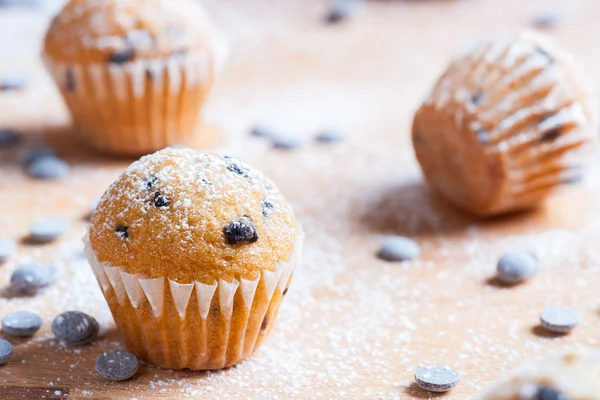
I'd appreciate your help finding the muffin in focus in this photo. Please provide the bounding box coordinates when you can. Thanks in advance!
[412,32,596,217]
[44,0,226,156]
[85,148,303,370]
[479,348,600,399]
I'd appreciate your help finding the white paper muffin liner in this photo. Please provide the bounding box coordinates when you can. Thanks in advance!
[83,229,303,370]
[43,38,227,155]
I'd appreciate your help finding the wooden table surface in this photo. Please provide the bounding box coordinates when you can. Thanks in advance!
[2,0,600,398]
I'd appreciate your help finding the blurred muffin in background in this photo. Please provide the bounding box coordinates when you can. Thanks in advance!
[43,0,226,156]
[412,32,597,217]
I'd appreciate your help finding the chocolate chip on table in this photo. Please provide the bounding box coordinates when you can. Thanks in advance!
[534,386,568,400]
[26,155,70,180]
[377,236,420,262]
[29,218,68,243]
[96,350,139,381]
[539,306,580,334]
[52,311,99,345]
[116,226,129,239]
[270,134,302,150]
[154,194,169,208]
[0,239,16,262]
[0,129,22,148]
[108,48,135,64]
[224,216,259,245]
[10,262,56,294]
[261,200,274,217]
[0,71,28,91]
[0,340,13,366]
[532,10,561,29]
[536,387,570,400]
[496,251,539,284]
[324,0,360,24]
[315,129,346,144]
[21,146,55,166]
[250,125,277,138]
[2,311,42,337]
[414,366,460,393]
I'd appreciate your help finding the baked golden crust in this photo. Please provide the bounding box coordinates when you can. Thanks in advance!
[413,32,596,216]
[89,148,298,283]
[44,0,217,63]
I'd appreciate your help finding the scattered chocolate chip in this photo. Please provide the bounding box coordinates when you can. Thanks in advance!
[65,69,76,91]
[414,366,460,393]
[534,386,568,400]
[470,91,483,106]
[109,48,135,64]
[324,0,360,24]
[10,262,57,295]
[52,311,99,345]
[250,125,276,138]
[377,236,420,262]
[21,146,55,166]
[116,226,129,239]
[496,251,539,284]
[261,316,268,330]
[26,155,70,180]
[2,311,43,337]
[154,195,169,208]
[0,129,22,148]
[0,71,27,91]
[29,218,68,243]
[539,306,580,334]
[261,200,275,217]
[536,47,555,64]
[0,340,13,366]
[315,129,346,144]
[533,10,561,29]
[96,350,139,381]
[271,134,302,150]
[224,216,258,245]
[540,127,561,142]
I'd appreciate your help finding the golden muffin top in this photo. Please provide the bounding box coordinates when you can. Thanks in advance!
[89,148,298,284]
[44,0,218,63]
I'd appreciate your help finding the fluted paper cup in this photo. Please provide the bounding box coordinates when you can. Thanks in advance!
[83,230,303,370]
[44,40,226,156]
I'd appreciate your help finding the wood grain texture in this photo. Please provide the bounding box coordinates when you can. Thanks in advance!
[1,0,600,399]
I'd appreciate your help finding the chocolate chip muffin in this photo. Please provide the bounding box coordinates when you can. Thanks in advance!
[479,349,600,400]
[412,32,596,216]
[85,148,303,370]
[43,0,226,156]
